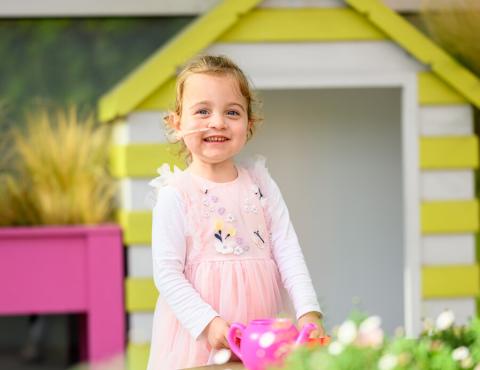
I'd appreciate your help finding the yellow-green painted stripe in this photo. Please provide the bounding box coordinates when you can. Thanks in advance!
[125,278,157,312]
[98,0,263,122]
[137,77,176,111]
[117,210,152,246]
[420,136,478,169]
[423,265,479,298]
[109,143,185,178]
[421,200,479,234]
[128,343,150,370]
[346,0,480,108]
[219,8,386,42]
[418,72,468,105]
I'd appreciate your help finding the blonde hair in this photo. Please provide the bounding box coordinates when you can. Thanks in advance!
[164,55,262,161]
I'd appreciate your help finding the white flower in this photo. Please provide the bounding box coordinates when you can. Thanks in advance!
[212,349,231,365]
[226,214,236,223]
[452,346,470,361]
[356,316,384,347]
[378,354,398,370]
[359,316,381,334]
[436,309,455,331]
[328,341,344,356]
[337,320,357,345]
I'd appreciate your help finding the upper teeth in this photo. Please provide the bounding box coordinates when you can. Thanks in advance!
[205,137,227,142]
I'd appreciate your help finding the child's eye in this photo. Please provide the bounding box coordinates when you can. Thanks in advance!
[227,110,240,116]
[197,109,209,115]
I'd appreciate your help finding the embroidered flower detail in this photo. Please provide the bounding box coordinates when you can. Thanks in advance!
[213,220,237,255]
[233,246,245,255]
[214,219,224,231]
[235,236,244,245]
[202,186,209,194]
[244,200,254,214]
[252,185,266,206]
[215,239,234,254]
[226,213,236,223]
[253,229,265,248]
[218,207,226,215]
[211,195,219,203]
[202,196,210,206]
[209,206,215,213]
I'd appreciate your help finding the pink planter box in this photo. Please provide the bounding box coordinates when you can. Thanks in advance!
[0,225,125,363]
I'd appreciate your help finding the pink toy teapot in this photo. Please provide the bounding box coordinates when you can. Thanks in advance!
[227,318,317,370]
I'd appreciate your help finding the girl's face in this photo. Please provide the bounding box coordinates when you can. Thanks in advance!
[174,73,251,166]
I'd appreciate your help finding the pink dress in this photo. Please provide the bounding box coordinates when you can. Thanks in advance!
[147,158,317,369]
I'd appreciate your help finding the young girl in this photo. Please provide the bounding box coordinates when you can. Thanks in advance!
[147,55,324,370]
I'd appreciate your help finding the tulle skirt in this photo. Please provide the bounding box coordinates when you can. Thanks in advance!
[147,258,290,370]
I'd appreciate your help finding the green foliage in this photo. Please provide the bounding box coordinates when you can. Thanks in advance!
[0,17,193,128]
[277,312,480,370]
[420,0,480,76]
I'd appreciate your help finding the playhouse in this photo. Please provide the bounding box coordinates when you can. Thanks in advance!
[98,0,480,369]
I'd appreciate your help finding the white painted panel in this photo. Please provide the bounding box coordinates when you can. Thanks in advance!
[206,43,426,87]
[0,0,422,17]
[128,246,153,277]
[260,0,345,7]
[0,0,219,17]
[120,178,155,211]
[125,111,169,144]
[422,298,476,326]
[421,170,474,201]
[129,313,154,344]
[422,234,475,265]
[419,106,473,137]
[112,120,128,146]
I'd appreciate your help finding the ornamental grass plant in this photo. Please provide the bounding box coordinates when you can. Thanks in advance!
[277,310,480,370]
[0,106,116,226]
[421,0,480,75]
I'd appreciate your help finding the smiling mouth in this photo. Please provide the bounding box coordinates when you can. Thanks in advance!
[204,136,229,142]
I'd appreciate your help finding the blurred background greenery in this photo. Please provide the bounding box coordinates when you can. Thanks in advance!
[0,17,193,130]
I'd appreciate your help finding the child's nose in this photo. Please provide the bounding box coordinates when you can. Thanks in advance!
[208,114,227,129]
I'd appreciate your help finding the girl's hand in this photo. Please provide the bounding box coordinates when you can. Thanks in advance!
[298,311,326,338]
[206,316,231,350]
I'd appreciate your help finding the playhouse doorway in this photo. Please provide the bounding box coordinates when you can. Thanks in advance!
[241,87,405,333]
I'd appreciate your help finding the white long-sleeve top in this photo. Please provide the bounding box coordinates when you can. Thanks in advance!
[151,165,322,340]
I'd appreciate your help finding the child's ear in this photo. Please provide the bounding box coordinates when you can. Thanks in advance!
[247,120,254,133]
[167,112,181,132]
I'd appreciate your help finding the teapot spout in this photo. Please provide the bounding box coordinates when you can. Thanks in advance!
[295,322,317,346]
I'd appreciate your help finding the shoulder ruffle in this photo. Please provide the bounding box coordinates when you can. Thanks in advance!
[241,154,270,184]
[145,163,183,208]
[240,155,272,208]
[148,163,183,189]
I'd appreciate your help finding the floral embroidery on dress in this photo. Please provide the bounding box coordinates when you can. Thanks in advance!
[213,219,239,255]
[253,228,266,249]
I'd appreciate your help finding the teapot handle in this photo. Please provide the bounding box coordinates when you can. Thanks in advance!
[227,322,246,361]
[295,322,318,346]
